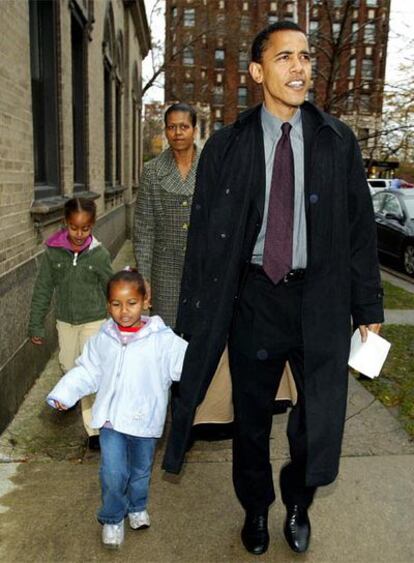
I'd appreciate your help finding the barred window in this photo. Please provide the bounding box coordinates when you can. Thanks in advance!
[29,0,59,199]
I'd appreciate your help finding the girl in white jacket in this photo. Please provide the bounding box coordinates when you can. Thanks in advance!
[47,268,188,549]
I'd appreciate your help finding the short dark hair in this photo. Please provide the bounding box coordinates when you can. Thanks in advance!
[64,197,96,222]
[107,268,147,300]
[251,21,306,63]
[164,102,197,127]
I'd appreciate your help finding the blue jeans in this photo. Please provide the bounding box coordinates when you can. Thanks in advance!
[97,427,157,525]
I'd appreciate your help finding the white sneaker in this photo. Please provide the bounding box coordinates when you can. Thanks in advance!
[128,509,150,530]
[102,521,124,548]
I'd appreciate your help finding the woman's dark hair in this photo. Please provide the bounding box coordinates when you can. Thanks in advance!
[107,268,147,300]
[251,21,306,63]
[164,102,197,127]
[64,197,97,222]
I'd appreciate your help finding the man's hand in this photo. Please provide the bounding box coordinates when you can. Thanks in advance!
[53,400,68,411]
[31,336,44,345]
[358,323,382,343]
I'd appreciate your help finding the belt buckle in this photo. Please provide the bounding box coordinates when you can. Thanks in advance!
[283,271,292,284]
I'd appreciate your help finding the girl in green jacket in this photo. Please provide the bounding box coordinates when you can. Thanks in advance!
[29,198,113,447]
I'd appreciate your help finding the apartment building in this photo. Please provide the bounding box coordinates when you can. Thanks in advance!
[164,0,390,158]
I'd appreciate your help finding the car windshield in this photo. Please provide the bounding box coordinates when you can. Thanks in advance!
[404,197,414,218]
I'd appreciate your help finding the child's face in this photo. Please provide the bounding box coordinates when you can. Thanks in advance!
[66,211,94,248]
[107,281,149,328]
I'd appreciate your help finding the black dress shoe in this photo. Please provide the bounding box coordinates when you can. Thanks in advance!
[241,512,269,555]
[284,505,311,553]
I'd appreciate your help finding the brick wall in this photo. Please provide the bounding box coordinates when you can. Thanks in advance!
[0,1,38,277]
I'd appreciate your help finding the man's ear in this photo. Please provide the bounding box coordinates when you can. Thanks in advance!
[249,61,263,85]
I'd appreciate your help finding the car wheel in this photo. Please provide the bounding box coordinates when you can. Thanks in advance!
[403,243,414,276]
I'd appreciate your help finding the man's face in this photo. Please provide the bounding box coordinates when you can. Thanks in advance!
[249,30,312,119]
[165,111,196,151]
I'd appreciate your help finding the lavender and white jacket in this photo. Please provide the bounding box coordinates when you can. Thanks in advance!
[46,316,188,438]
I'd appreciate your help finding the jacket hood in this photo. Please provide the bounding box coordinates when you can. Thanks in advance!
[101,315,169,344]
[46,229,101,251]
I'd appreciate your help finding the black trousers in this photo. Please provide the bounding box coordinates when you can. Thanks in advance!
[228,266,316,514]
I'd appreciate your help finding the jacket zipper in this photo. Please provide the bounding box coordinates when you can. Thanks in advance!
[107,343,127,422]
[72,252,78,266]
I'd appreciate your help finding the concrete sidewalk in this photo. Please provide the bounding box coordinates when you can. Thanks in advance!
[1,241,413,562]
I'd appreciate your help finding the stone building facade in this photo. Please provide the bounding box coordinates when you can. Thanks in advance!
[164,0,390,159]
[0,0,150,433]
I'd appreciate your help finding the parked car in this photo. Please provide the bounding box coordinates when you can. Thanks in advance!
[367,178,393,195]
[372,189,414,276]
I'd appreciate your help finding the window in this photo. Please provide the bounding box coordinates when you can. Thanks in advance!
[239,51,249,71]
[171,6,177,19]
[285,1,294,15]
[183,46,194,65]
[268,15,278,24]
[361,58,373,79]
[115,39,123,186]
[71,14,87,191]
[358,127,369,149]
[219,0,225,8]
[383,194,402,216]
[372,193,385,213]
[270,2,277,10]
[217,13,225,26]
[364,23,376,43]
[366,0,377,6]
[242,2,249,10]
[184,8,195,27]
[213,121,224,131]
[103,7,123,188]
[346,94,354,112]
[307,90,315,103]
[215,49,225,68]
[240,14,250,32]
[29,0,59,198]
[183,82,194,101]
[359,94,371,113]
[309,20,318,39]
[213,86,224,104]
[131,65,141,186]
[351,22,359,38]
[332,23,341,40]
[238,87,248,107]
[349,58,356,78]
[104,63,112,187]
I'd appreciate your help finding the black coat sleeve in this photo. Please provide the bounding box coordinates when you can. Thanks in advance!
[347,132,384,326]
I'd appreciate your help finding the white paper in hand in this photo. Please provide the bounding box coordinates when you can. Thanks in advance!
[348,329,391,379]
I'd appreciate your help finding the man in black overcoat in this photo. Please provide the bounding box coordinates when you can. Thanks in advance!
[162,21,384,556]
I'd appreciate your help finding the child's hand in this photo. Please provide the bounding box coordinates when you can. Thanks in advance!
[31,336,44,345]
[53,400,68,411]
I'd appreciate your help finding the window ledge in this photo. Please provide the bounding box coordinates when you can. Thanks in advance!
[104,185,127,198]
[30,191,101,238]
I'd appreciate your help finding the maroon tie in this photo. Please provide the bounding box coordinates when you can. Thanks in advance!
[263,122,294,284]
